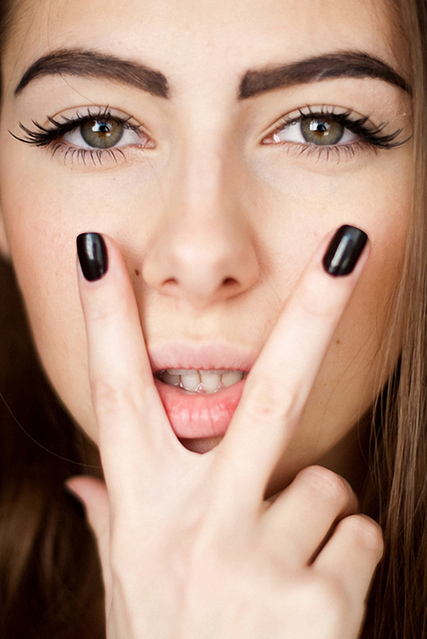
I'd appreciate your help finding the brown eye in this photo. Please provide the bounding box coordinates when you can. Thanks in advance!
[300,117,344,145]
[80,118,124,149]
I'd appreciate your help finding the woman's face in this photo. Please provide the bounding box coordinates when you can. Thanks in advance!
[0,0,412,490]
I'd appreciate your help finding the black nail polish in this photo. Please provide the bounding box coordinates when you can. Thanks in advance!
[77,233,108,281]
[323,225,368,277]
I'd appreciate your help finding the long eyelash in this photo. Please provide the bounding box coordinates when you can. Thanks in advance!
[10,107,142,149]
[274,106,407,151]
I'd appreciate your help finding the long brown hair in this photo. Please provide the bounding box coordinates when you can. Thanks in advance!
[0,0,426,637]
[0,7,104,638]
[363,1,427,637]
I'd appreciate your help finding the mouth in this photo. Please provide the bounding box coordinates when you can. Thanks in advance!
[150,343,255,441]
[156,368,247,394]
[154,369,248,440]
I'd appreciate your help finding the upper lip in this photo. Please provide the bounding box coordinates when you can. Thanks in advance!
[148,341,257,374]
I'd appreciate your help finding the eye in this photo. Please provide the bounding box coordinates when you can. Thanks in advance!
[11,107,157,167]
[64,116,142,149]
[265,113,357,147]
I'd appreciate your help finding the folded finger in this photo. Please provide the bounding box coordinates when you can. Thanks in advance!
[259,466,358,567]
[313,513,383,606]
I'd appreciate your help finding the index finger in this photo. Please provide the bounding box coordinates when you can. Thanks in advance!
[214,225,369,505]
[76,233,180,505]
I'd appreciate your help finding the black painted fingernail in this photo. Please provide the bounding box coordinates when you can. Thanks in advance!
[323,225,368,277]
[77,233,108,281]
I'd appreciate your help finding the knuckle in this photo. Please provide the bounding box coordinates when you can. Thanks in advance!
[242,375,300,425]
[297,273,342,319]
[296,466,352,509]
[339,514,384,556]
[90,376,140,420]
[291,577,347,629]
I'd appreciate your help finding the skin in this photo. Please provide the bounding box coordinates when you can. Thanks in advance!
[0,0,411,634]
[0,1,411,493]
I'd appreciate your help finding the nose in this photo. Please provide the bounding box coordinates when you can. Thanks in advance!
[142,151,260,308]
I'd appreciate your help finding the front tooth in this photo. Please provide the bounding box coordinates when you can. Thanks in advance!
[180,370,201,392]
[222,371,244,387]
[200,371,221,392]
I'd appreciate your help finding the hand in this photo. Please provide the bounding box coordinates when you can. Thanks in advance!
[67,229,383,639]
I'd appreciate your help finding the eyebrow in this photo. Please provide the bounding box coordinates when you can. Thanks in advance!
[15,49,410,102]
[239,52,411,98]
[14,49,170,98]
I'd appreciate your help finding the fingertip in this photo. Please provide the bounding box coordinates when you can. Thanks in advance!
[65,475,108,511]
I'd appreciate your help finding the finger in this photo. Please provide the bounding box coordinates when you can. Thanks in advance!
[77,233,179,501]
[313,513,383,605]
[66,476,113,608]
[216,226,369,505]
[259,466,358,567]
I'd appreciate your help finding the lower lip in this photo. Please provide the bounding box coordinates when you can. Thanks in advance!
[154,377,246,439]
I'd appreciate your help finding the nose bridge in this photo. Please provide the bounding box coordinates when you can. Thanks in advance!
[175,122,229,223]
[142,127,260,306]
[167,137,242,280]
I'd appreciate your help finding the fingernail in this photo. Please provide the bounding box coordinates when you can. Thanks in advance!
[323,225,368,277]
[77,233,108,281]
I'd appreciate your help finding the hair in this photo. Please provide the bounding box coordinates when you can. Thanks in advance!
[0,7,105,638]
[0,0,426,637]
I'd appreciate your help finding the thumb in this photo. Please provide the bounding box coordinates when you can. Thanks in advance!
[66,476,112,606]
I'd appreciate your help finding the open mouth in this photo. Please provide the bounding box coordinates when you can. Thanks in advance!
[155,368,247,394]
[153,368,249,439]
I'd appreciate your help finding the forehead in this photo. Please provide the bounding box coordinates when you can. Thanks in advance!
[3,0,404,92]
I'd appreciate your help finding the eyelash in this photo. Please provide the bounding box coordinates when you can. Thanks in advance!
[12,105,405,167]
[262,106,404,158]
[11,108,148,165]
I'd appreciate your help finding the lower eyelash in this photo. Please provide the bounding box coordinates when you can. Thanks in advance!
[51,143,127,166]
[292,141,365,162]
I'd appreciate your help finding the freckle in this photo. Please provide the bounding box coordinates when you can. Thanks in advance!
[336,339,341,345]
[135,269,140,276]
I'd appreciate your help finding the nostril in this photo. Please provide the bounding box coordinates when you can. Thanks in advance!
[223,277,238,287]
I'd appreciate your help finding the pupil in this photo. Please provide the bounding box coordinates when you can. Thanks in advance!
[301,116,344,146]
[81,118,124,149]
[95,123,111,134]
[311,122,328,133]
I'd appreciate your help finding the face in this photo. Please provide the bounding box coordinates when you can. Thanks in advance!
[0,0,412,492]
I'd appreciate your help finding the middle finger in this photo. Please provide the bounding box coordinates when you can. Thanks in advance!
[213,226,369,510]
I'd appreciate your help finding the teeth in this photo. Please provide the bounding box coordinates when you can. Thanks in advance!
[222,370,245,388]
[180,370,201,392]
[160,369,245,393]
[200,371,221,392]
[162,371,181,386]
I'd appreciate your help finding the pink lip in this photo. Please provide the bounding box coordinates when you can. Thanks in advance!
[149,342,256,439]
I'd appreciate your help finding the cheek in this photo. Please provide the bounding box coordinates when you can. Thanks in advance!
[246,144,410,319]
[0,170,96,438]
[0,152,170,442]
[252,150,411,484]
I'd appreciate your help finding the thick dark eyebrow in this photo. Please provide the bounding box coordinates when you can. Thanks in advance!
[239,52,411,99]
[14,49,169,98]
